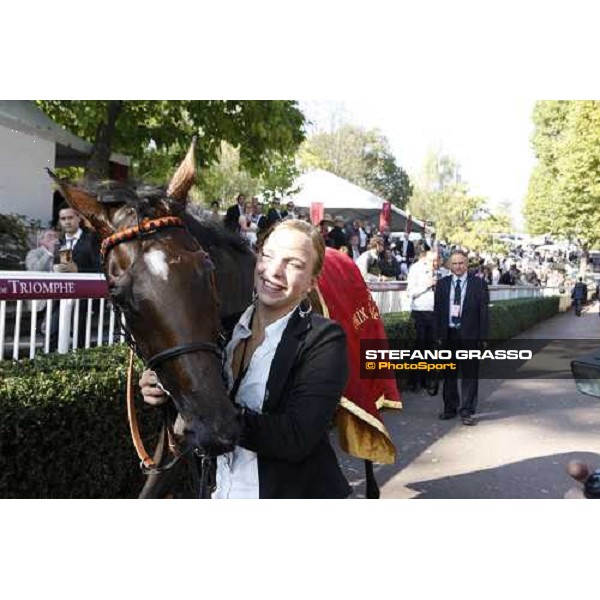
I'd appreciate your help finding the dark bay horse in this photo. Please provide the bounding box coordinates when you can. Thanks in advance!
[49,141,256,497]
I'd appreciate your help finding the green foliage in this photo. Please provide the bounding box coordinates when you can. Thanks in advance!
[36,100,306,183]
[0,346,154,498]
[194,142,300,207]
[408,150,509,251]
[382,312,416,343]
[382,297,560,345]
[487,296,560,339]
[458,211,513,254]
[0,213,41,270]
[524,101,600,250]
[298,124,412,208]
[196,142,262,205]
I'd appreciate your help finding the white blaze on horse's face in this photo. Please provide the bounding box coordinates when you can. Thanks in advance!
[144,249,170,282]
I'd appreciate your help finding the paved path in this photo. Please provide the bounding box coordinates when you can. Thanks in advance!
[337,301,600,498]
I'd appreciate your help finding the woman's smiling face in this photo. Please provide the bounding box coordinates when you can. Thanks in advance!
[255,226,316,317]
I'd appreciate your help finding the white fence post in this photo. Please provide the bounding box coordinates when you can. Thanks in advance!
[57,299,73,354]
[29,300,37,359]
[44,299,52,354]
[13,300,22,360]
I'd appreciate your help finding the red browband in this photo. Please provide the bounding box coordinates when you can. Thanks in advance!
[101,216,185,259]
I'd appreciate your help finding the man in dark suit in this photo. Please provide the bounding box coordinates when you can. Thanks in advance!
[434,249,489,426]
[400,235,415,265]
[224,193,246,233]
[265,197,283,228]
[328,215,349,250]
[50,204,101,350]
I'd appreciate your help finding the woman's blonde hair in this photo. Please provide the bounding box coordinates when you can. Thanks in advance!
[259,219,325,277]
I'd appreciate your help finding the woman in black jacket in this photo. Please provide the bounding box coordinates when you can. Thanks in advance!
[140,219,351,499]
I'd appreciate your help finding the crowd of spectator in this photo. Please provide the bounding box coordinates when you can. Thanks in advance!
[210,193,597,301]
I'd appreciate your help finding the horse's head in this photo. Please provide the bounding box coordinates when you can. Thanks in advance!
[48,140,241,456]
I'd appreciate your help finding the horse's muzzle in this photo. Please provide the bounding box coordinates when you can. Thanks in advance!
[182,406,243,456]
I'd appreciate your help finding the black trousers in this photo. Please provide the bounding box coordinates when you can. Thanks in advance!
[410,310,437,388]
[442,328,479,416]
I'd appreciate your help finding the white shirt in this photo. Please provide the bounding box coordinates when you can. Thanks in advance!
[356,249,379,281]
[64,228,83,249]
[448,274,468,327]
[212,304,295,499]
[406,259,435,311]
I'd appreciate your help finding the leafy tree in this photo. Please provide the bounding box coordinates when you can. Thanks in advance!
[408,149,508,251]
[0,214,41,270]
[193,142,300,208]
[36,100,306,183]
[457,210,513,253]
[196,142,262,207]
[298,124,412,208]
[524,100,600,267]
[364,151,413,210]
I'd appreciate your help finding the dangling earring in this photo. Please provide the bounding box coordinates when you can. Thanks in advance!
[298,296,312,318]
[252,289,258,305]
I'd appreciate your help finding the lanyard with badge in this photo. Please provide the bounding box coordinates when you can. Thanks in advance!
[451,278,463,325]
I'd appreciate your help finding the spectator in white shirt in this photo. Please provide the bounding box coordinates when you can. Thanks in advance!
[356,237,385,281]
[405,250,440,394]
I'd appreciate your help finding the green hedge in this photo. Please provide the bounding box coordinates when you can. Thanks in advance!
[487,296,560,340]
[383,296,560,389]
[0,345,155,498]
[382,296,560,344]
[0,297,560,498]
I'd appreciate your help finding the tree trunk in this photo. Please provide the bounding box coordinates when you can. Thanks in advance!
[84,101,124,183]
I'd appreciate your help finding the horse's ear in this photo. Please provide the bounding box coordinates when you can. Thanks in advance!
[46,169,115,238]
[167,137,196,205]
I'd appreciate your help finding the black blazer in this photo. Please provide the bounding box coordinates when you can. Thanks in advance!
[434,274,489,340]
[239,309,351,499]
[401,239,415,262]
[60,230,101,273]
[266,207,282,227]
[224,204,242,232]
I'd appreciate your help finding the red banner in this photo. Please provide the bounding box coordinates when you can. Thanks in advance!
[379,201,391,230]
[0,274,109,301]
[317,248,401,464]
[310,202,324,226]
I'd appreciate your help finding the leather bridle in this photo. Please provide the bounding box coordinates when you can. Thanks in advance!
[103,214,221,497]
[102,215,223,369]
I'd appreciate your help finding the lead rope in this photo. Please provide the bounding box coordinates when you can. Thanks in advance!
[126,349,156,470]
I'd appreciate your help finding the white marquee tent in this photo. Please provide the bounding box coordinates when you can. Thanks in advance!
[288,169,426,233]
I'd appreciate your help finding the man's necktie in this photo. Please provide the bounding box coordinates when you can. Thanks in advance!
[452,279,462,327]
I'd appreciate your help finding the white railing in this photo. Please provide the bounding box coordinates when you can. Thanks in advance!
[367,281,551,314]
[0,271,119,361]
[0,270,567,361]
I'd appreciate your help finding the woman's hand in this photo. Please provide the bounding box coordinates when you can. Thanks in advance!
[139,369,169,406]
